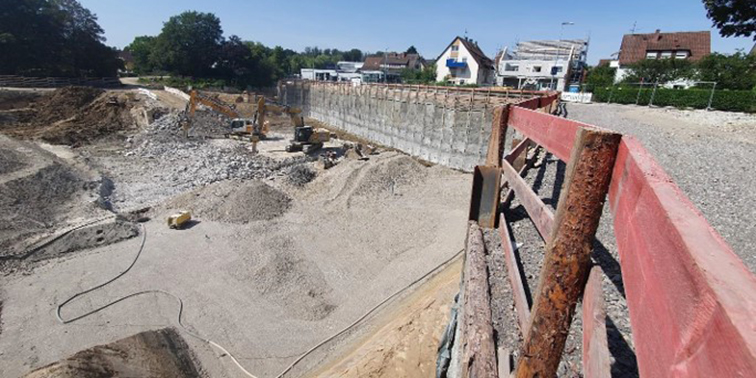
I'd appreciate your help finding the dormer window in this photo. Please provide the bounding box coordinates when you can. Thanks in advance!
[675,51,690,59]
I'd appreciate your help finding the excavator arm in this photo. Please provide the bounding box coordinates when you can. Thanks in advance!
[182,90,244,138]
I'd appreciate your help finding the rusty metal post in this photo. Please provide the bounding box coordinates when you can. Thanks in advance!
[514,127,621,378]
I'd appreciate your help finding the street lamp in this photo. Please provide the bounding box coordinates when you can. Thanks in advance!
[550,22,575,90]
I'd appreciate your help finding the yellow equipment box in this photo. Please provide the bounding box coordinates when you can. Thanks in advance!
[167,211,192,229]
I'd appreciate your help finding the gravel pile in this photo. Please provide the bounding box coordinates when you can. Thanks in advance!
[287,163,316,187]
[352,155,428,198]
[120,113,310,188]
[162,180,292,224]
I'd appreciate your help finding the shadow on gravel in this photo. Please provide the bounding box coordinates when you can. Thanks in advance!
[607,316,640,377]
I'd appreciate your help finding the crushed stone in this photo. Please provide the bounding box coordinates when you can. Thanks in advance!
[161,180,292,224]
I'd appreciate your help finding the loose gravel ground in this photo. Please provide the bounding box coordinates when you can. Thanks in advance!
[567,103,756,273]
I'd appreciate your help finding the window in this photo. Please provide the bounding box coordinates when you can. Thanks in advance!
[533,66,542,73]
[553,66,563,73]
[675,51,690,59]
[660,51,673,59]
[505,64,519,72]
[459,80,465,84]
[646,51,658,59]
[451,45,459,52]
[462,57,467,62]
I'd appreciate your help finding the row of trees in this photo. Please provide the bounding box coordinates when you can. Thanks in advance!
[0,0,123,77]
[584,52,756,91]
[127,12,408,88]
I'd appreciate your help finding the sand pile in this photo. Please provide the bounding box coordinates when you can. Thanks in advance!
[24,328,201,378]
[353,155,428,197]
[251,235,337,321]
[163,180,292,224]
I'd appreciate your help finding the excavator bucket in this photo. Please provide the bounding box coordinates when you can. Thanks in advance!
[468,165,502,229]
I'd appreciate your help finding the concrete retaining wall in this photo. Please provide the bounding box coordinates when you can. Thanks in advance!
[279,81,538,171]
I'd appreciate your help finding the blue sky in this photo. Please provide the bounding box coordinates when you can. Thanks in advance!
[80,0,754,64]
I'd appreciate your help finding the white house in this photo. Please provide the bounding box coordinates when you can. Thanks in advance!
[436,37,495,86]
[496,40,588,91]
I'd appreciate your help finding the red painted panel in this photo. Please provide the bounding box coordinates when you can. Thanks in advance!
[609,137,756,377]
[507,107,589,162]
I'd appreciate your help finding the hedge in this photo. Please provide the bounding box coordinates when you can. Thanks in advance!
[592,86,756,113]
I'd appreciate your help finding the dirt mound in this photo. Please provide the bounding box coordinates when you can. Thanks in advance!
[0,90,41,110]
[20,219,140,262]
[0,162,89,254]
[24,328,201,378]
[163,180,292,224]
[2,87,151,146]
[0,146,27,174]
[34,86,104,124]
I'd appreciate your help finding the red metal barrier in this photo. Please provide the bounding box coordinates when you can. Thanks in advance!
[508,107,584,162]
[608,136,756,377]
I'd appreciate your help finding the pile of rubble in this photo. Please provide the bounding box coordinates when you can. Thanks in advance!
[106,113,313,210]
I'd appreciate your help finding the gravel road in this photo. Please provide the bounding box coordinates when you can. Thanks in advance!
[567,102,756,273]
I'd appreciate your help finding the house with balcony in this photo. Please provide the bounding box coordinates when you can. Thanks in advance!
[495,39,588,91]
[435,36,495,86]
[609,30,711,82]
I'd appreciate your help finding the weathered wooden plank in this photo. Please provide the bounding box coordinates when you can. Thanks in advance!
[515,127,621,378]
[500,161,554,241]
[608,136,756,377]
[461,221,498,378]
[499,212,531,335]
[582,266,611,378]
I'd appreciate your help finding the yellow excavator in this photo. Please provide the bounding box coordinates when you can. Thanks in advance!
[183,90,268,140]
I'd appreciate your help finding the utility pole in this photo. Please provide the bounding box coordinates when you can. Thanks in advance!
[384,48,388,83]
[549,22,574,91]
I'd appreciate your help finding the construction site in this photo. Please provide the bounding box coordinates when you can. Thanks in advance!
[0,79,755,378]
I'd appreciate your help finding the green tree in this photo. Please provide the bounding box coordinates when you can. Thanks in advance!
[152,11,223,77]
[703,0,756,40]
[405,45,418,54]
[624,59,694,83]
[342,48,363,62]
[400,63,436,84]
[584,65,617,89]
[696,51,756,90]
[125,36,157,74]
[0,0,121,76]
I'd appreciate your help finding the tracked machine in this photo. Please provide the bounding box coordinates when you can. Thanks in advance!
[285,116,331,154]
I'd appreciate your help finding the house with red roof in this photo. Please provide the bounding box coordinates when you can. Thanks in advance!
[610,29,711,82]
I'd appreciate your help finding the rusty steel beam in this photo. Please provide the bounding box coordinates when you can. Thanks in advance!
[485,105,510,167]
[582,266,612,378]
[515,127,621,378]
